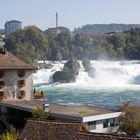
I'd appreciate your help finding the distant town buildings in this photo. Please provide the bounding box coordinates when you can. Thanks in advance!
[46,26,70,35]
[4,20,22,36]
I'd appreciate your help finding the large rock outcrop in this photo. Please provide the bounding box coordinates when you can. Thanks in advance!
[82,58,91,72]
[82,58,95,78]
[53,59,80,83]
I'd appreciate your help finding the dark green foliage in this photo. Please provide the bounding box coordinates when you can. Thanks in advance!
[74,24,140,34]
[32,107,50,120]
[106,28,140,59]
[119,103,140,135]
[44,27,71,60]
[6,26,49,63]
[5,25,140,61]
[107,32,126,57]
[56,52,62,61]
[123,28,140,59]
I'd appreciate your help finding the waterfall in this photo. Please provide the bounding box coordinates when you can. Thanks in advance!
[33,60,140,87]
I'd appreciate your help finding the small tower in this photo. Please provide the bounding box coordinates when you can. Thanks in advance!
[56,12,58,28]
[56,12,59,34]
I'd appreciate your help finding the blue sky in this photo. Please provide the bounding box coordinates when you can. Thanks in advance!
[0,0,140,31]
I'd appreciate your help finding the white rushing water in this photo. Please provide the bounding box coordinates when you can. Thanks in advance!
[33,60,140,108]
[33,60,140,88]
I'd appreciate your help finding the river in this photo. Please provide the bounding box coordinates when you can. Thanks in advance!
[33,60,140,108]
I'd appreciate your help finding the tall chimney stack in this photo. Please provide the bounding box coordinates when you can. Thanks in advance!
[56,12,58,28]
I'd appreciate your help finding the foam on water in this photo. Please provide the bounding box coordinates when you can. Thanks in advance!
[33,60,140,87]
[33,60,140,108]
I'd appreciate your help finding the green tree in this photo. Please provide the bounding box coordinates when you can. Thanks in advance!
[6,25,140,61]
[124,28,140,59]
[56,52,62,61]
[108,32,126,57]
[6,25,48,63]
[119,103,140,135]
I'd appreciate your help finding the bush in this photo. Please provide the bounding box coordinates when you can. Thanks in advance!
[0,128,19,140]
[119,103,140,135]
[32,107,50,120]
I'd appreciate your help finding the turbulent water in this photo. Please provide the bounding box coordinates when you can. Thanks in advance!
[33,60,140,108]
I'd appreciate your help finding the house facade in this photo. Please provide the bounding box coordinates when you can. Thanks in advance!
[0,47,36,100]
[83,111,120,133]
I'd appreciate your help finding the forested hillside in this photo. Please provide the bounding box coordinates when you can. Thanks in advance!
[74,24,140,34]
[5,25,140,63]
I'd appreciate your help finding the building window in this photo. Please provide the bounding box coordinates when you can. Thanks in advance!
[0,91,4,100]
[17,70,25,77]
[18,90,25,99]
[0,91,4,96]
[115,119,119,126]
[0,71,5,78]
[103,120,108,128]
[110,118,115,127]
[88,121,96,130]
[0,81,5,88]
[18,80,25,88]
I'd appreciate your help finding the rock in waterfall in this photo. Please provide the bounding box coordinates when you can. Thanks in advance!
[53,59,80,83]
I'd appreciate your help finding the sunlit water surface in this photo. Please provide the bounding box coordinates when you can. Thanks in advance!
[34,60,140,108]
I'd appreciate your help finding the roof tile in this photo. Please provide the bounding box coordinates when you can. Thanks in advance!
[0,51,36,70]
